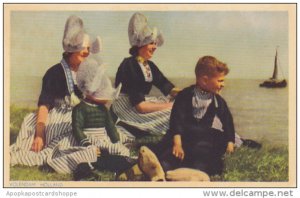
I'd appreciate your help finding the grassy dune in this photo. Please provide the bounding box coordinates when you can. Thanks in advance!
[9,105,288,182]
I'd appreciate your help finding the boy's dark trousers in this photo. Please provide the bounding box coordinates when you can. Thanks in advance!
[159,128,227,176]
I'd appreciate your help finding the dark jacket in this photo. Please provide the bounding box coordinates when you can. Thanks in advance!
[115,56,174,106]
[169,85,235,147]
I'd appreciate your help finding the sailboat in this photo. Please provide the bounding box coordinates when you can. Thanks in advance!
[259,48,287,88]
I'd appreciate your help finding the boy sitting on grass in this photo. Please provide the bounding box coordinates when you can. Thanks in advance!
[159,56,235,176]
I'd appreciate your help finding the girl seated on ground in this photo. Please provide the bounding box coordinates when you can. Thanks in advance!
[111,12,180,138]
[73,58,135,180]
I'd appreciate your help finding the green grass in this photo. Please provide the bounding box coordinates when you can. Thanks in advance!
[10,165,72,181]
[10,105,36,145]
[9,105,288,182]
[221,145,288,181]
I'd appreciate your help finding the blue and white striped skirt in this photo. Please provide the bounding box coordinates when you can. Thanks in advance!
[10,107,132,174]
[111,95,172,136]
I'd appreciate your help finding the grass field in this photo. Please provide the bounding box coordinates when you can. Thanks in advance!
[9,105,288,182]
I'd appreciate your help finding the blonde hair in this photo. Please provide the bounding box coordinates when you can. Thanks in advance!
[195,56,229,77]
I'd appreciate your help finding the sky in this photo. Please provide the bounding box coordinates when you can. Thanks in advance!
[10,10,289,80]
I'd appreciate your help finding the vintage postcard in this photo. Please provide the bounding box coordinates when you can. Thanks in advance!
[3,3,296,188]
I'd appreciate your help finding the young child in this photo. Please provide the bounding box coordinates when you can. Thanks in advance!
[72,58,135,180]
[159,56,235,176]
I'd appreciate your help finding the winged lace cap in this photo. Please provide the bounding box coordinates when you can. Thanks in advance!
[128,12,164,47]
[62,15,102,53]
[77,57,121,100]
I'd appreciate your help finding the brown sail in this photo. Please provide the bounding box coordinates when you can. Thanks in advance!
[260,48,287,88]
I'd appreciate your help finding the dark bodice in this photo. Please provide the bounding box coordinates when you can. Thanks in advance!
[115,56,174,106]
[38,63,82,109]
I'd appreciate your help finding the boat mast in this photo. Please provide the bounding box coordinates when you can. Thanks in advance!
[271,48,278,80]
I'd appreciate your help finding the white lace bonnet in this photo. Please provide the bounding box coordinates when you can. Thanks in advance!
[128,12,164,47]
[62,15,102,53]
[76,58,121,100]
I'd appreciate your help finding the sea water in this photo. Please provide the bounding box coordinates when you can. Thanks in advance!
[10,76,289,145]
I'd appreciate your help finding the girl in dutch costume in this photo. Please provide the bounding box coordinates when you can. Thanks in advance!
[72,58,135,180]
[10,15,107,174]
[111,12,181,138]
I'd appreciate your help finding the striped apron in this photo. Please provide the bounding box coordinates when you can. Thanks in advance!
[10,106,133,174]
[81,128,130,156]
[111,94,171,136]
